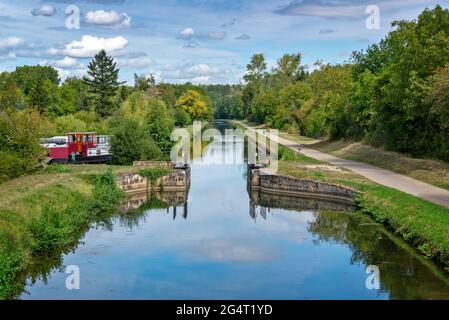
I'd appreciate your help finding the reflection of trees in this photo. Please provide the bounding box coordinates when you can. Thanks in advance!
[118,192,189,229]
[118,196,169,229]
[11,213,114,299]
[308,211,449,300]
[14,191,188,299]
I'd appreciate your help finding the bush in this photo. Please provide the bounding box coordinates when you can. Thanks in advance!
[174,108,192,127]
[0,108,49,183]
[138,167,172,182]
[0,251,24,298]
[146,99,175,155]
[54,114,87,134]
[29,205,70,252]
[29,170,123,253]
[111,118,162,165]
[89,169,124,215]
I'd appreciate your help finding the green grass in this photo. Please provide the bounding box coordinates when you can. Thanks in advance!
[278,160,449,272]
[284,131,449,191]
[138,167,173,182]
[278,131,321,145]
[0,166,126,299]
[244,121,449,191]
[313,140,449,191]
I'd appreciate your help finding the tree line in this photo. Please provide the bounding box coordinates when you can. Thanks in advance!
[224,5,449,162]
[0,49,214,181]
[1,5,448,182]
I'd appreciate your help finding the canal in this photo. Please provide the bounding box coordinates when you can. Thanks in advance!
[20,121,449,299]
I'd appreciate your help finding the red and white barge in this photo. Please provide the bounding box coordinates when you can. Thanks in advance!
[41,132,112,164]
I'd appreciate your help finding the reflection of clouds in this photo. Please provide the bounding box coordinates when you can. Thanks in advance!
[187,239,278,262]
[250,209,316,244]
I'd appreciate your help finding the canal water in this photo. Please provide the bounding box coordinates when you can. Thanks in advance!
[20,121,449,299]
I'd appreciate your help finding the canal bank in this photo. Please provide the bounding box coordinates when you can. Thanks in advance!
[0,166,127,299]
[233,120,449,274]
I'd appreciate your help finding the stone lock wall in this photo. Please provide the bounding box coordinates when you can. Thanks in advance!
[116,165,191,194]
[248,165,356,203]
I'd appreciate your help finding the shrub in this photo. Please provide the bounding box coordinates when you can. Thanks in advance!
[54,114,87,134]
[29,205,70,252]
[138,167,172,182]
[0,108,49,183]
[89,169,124,215]
[0,251,24,298]
[146,99,175,155]
[111,118,162,165]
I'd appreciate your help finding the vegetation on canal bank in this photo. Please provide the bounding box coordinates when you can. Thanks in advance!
[0,165,126,299]
[277,154,449,273]
[138,167,173,183]
[228,6,449,163]
[278,130,449,191]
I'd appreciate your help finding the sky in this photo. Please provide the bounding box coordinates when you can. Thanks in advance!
[0,0,447,85]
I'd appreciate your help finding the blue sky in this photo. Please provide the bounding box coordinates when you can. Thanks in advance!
[0,0,447,85]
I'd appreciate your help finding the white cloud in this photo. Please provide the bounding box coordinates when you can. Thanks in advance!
[159,62,234,84]
[0,52,16,62]
[0,37,25,49]
[179,28,226,41]
[179,27,195,40]
[31,5,56,17]
[117,56,154,68]
[49,35,129,58]
[85,10,131,28]
[275,0,433,18]
[40,57,83,70]
[185,63,219,76]
[55,68,86,81]
[54,57,79,68]
[191,76,210,83]
[38,58,86,80]
[188,239,276,262]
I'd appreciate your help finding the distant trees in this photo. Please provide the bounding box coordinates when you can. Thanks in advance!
[9,65,59,113]
[84,50,124,117]
[0,49,227,180]
[176,90,210,120]
[0,72,22,110]
[226,5,449,162]
[134,73,155,92]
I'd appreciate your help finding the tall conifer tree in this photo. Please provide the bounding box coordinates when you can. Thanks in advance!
[84,50,124,117]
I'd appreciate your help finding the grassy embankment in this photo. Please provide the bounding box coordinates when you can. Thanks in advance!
[0,164,132,299]
[278,131,449,191]
[234,120,449,272]
[237,120,449,191]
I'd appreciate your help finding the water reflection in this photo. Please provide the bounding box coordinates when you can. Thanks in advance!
[307,211,449,299]
[248,189,356,221]
[17,121,449,300]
